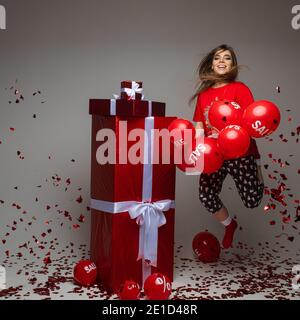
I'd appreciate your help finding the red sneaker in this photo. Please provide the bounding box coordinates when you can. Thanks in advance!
[222,219,238,249]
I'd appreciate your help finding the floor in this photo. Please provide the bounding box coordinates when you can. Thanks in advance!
[1,240,300,300]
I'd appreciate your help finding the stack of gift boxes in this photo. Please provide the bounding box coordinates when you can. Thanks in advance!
[89,81,177,293]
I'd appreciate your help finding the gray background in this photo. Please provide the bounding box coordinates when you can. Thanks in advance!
[0,0,299,264]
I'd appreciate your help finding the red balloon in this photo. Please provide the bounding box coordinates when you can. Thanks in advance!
[192,232,221,263]
[197,138,224,174]
[208,100,243,131]
[176,161,199,175]
[168,118,195,146]
[218,125,250,159]
[176,137,223,175]
[144,273,172,300]
[175,144,200,175]
[242,100,281,138]
[118,280,141,300]
[174,131,200,175]
[73,260,97,287]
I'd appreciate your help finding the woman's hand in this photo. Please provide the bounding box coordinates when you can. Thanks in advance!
[256,165,264,185]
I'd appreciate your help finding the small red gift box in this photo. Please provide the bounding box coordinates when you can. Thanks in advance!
[121,80,143,100]
[89,88,176,293]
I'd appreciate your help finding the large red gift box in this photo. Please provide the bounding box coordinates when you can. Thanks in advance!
[89,84,176,294]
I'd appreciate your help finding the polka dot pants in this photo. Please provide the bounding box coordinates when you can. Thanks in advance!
[199,155,264,214]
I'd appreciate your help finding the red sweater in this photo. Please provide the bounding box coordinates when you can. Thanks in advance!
[193,81,260,160]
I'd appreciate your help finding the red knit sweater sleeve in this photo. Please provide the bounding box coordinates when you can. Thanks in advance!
[193,94,205,123]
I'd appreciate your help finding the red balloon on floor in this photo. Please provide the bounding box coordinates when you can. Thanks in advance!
[118,280,141,300]
[208,100,243,131]
[73,260,97,287]
[218,125,250,159]
[242,100,281,138]
[192,232,221,263]
[144,273,172,300]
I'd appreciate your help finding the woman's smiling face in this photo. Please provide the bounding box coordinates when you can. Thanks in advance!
[212,50,233,75]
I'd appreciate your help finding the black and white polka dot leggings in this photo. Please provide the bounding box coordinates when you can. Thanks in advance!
[199,155,264,214]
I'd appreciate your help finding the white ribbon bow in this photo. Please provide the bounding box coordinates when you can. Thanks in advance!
[128,199,172,267]
[122,81,143,100]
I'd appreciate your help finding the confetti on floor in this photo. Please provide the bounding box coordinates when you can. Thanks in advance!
[1,241,300,300]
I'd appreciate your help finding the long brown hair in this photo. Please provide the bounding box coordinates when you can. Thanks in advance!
[189,44,241,105]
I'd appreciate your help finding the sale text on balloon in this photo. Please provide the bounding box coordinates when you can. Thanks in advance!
[251,121,274,137]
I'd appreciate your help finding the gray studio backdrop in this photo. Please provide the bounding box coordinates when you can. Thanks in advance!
[0,0,299,263]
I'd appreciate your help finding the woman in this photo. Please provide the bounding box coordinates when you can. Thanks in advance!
[191,44,264,249]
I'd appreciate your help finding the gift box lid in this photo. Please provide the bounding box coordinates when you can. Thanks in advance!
[89,99,166,117]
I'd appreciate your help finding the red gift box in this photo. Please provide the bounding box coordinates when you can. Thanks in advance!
[121,80,143,100]
[89,110,176,293]
[89,99,165,117]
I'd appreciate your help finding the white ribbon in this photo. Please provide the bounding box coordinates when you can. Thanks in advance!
[128,200,172,267]
[148,101,152,117]
[90,198,175,267]
[121,81,143,100]
[110,99,116,115]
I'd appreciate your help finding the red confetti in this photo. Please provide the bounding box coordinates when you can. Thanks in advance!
[282,216,291,224]
[76,196,83,204]
[43,256,52,265]
[78,214,85,223]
